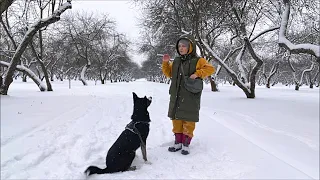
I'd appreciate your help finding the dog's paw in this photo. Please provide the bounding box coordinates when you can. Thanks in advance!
[144,161,152,165]
[128,166,137,171]
[84,168,90,176]
[84,166,95,176]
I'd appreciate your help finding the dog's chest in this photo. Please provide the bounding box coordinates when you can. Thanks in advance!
[125,121,149,135]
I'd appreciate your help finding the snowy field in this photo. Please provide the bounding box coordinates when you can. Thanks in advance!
[1,79,319,179]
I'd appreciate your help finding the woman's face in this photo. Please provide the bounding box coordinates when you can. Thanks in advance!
[178,43,189,55]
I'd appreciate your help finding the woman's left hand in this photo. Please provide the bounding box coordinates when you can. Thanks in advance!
[190,74,198,79]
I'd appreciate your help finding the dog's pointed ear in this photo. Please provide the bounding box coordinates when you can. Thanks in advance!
[133,92,138,100]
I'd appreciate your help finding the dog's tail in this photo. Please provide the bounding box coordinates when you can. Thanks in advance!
[84,165,112,176]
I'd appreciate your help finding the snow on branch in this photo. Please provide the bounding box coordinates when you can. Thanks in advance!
[279,0,320,62]
[29,1,72,33]
[243,36,264,92]
[1,1,72,91]
[270,62,279,76]
[202,41,250,93]
[224,27,280,61]
[250,26,280,42]
[299,62,315,86]
[0,61,46,91]
[181,29,192,35]
[235,45,248,85]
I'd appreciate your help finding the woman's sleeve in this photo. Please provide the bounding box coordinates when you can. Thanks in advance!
[162,61,173,78]
[194,58,215,79]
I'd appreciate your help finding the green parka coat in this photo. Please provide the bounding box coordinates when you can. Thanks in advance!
[162,34,215,122]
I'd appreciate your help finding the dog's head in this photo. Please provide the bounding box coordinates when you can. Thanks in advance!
[132,92,152,110]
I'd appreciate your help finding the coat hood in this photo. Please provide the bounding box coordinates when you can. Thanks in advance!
[176,34,197,56]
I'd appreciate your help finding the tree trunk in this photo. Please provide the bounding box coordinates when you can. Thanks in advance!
[56,74,61,81]
[310,67,319,89]
[80,64,90,86]
[50,71,54,81]
[265,62,279,88]
[309,83,313,89]
[35,66,41,79]
[37,5,53,91]
[266,81,271,88]
[278,0,320,63]
[0,1,72,95]
[209,77,219,92]
[39,60,53,91]
[0,61,45,91]
[30,42,53,91]
[22,73,27,82]
[0,0,15,15]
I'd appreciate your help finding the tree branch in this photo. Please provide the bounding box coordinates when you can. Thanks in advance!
[250,26,280,42]
[0,0,14,15]
[278,0,320,62]
[299,62,315,86]
[0,15,17,49]
[1,0,72,94]
[0,60,46,91]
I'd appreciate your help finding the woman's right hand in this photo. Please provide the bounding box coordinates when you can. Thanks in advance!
[162,54,170,62]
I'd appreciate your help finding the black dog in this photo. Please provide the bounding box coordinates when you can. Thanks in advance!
[84,92,152,176]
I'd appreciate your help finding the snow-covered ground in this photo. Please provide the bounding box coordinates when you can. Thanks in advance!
[1,79,319,179]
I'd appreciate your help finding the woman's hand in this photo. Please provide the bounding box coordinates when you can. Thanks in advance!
[190,74,198,79]
[162,54,170,62]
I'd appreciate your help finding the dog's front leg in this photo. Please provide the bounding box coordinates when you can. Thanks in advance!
[140,143,147,162]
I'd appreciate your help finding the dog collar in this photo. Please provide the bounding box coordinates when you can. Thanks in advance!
[125,121,149,134]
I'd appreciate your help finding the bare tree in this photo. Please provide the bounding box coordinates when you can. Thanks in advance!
[262,61,280,88]
[63,12,115,85]
[298,62,315,90]
[286,53,316,90]
[100,34,130,84]
[28,0,64,91]
[199,0,281,98]
[136,0,285,98]
[0,0,72,95]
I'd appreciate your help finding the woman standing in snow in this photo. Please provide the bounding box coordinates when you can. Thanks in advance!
[162,34,215,155]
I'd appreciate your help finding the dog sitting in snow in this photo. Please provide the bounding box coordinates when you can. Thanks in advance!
[84,92,152,176]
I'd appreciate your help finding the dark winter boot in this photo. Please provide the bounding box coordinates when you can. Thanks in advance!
[168,133,182,152]
[181,134,192,155]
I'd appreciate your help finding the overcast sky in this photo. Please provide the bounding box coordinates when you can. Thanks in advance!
[72,0,145,66]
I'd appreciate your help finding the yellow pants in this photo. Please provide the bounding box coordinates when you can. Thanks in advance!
[172,119,196,137]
